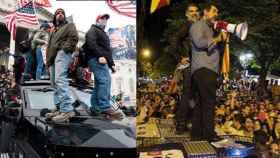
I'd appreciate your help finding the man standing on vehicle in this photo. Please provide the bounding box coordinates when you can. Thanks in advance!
[83,14,123,119]
[189,4,226,141]
[32,21,50,80]
[45,8,78,123]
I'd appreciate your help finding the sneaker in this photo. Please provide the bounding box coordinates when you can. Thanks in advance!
[51,111,75,123]
[101,108,125,120]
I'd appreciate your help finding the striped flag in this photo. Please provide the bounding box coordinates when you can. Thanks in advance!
[150,0,170,13]
[109,28,126,48]
[18,0,51,8]
[106,0,136,18]
[16,1,39,25]
[4,13,17,40]
[4,1,39,40]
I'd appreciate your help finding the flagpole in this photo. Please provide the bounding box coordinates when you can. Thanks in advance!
[8,32,16,71]
[32,0,38,16]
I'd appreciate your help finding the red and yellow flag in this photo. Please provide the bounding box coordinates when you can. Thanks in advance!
[221,34,230,80]
[150,0,170,13]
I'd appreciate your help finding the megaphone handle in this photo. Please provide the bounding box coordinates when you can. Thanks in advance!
[226,33,230,44]
[220,32,230,43]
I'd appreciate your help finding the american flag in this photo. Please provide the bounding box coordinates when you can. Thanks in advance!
[4,13,17,40]
[109,28,126,48]
[4,1,39,40]
[106,0,136,18]
[18,0,51,8]
[16,1,39,25]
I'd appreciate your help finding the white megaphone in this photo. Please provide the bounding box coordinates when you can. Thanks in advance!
[214,21,248,41]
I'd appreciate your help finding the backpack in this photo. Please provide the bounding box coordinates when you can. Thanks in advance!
[78,45,88,68]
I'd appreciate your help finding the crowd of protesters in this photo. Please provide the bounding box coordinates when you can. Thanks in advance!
[215,79,280,155]
[0,65,19,109]
[137,76,179,123]
[137,76,280,155]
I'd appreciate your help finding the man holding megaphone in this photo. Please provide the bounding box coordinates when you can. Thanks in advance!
[189,3,228,141]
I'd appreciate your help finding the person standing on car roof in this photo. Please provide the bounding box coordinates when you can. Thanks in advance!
[32,21,50,80]
[82,14,124,119]
[45,8,78,123]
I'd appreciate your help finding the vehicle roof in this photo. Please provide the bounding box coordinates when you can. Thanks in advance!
[19,80,136,148]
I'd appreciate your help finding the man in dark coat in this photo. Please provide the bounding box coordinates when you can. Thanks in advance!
[171,4,200,134]
[83,14,123,119]
[45,8,79,123]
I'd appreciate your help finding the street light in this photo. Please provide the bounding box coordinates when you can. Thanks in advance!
[239,53,253,66]
[142,49,151,58]
[239,54,246,62]
[245,53,253,59]
[239,53,254,77]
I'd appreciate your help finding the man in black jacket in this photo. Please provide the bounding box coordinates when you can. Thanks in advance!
[83,14,123,119]
[45,8,79,123]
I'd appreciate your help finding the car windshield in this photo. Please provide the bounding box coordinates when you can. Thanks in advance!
[26,89,56,109]
[24,86,92,110]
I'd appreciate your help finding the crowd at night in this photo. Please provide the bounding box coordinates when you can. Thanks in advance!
[138,76,280,156]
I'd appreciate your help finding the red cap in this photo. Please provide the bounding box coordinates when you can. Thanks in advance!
[96,14,110,22]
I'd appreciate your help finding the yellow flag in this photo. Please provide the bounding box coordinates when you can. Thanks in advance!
[222,34,230,80]
[150,0,170,14]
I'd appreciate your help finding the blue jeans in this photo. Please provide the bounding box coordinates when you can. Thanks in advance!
[88,58,111,112]
[35,47,45,79]
[51,50,74,112]
[49,65,61,107]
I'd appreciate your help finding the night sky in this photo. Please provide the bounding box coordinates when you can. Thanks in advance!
[143,4,170,60]
[139,0,202,60]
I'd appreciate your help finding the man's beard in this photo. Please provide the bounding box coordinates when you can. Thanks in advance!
[190,16,199,22]
[56,16,65,26]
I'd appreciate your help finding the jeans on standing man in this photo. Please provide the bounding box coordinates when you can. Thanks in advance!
[88,58,111,112]
[50,49,74,113]
[45,8,78,123]
[83,14,123,119]
[35,47,45,79]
